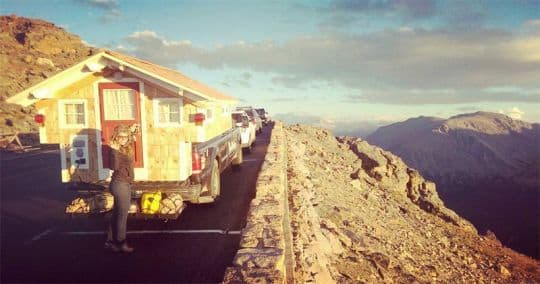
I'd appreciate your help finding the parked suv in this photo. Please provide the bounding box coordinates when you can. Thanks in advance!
[236,107,262,134]
[255,108,269,125]
[232,111,256,152]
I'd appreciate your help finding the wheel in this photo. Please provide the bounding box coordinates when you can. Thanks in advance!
[232,145,242,171]
[210,159,220,200]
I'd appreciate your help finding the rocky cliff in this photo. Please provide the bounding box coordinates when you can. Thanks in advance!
[0,15,96,134]
[365,112,539,258]
[285,124,539,283]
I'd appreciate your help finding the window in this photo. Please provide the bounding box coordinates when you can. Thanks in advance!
[102,89,135,120]
[198,107,214,123]
[206,108,214,121]
[153,98,183,127]
[222,105,230,116]
[59,100,87,128]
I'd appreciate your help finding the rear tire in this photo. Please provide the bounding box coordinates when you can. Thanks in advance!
[232,145,242,172]
[210,159,220,201]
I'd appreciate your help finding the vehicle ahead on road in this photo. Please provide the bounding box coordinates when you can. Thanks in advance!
[7,50,243,220]
[255,108,269,125]
[232,111,256,152]
[236,106,263,134]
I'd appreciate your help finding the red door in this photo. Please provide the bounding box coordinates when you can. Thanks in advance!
[99,82,144,168]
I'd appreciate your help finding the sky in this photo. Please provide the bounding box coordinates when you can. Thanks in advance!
[2,0,539,136]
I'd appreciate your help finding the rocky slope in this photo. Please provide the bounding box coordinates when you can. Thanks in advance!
[0,15,96,134]
[365,112,539,258]
[285,124,539,283]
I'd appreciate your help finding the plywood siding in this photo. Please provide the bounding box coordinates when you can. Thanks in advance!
[35,72,234,183]
[201,104,234,140]
[142,80,233,181]
[143,82,186,181]
[36,74,102,183]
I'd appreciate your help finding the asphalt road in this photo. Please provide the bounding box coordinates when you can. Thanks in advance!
[1,125,272,283]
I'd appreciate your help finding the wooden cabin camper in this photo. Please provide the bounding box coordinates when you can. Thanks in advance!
[7,50,242,209]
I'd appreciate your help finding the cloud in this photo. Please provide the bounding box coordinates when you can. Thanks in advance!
[267,97,299,102]
[346,87,540,105]
[524,19,540,30]
[455,106,479,113]
[318,1,491,30]
[327,0,436,19]
[439,1,488,29]
[78,0,118,10]
[121,27,540,104]
[273,112,391,137]
[271,75,306,89]
[315,0,436,29]
[241,72,252,81]
[273,112,337,130]
[220,71,253,88]
[76,0,121,22]
[499,107,525,120]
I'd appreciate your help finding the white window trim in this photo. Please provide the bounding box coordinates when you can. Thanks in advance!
[198,107,214,124]
[58,99,88,129]
[207,108,214,122]
[222,105,230,116]
[153,98,184,127]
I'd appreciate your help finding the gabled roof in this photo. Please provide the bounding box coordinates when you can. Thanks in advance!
[104,50,234,101]
[7,50,235,106]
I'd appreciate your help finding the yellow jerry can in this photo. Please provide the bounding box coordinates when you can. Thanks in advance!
[141,192,162,214]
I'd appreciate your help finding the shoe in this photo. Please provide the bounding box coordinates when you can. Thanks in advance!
[104,240,117,251]
[116,241,134,253]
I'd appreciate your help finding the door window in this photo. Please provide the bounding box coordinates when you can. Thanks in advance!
[102,89,135,120]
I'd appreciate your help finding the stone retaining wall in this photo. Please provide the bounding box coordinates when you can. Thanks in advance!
[223,122,293,283]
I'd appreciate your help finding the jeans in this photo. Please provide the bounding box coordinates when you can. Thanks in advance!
[107,180,131,243]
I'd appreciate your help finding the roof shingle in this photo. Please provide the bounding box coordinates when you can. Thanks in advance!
[106,50,235,101]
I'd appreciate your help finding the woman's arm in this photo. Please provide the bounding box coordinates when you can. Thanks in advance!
[109,148,121,171]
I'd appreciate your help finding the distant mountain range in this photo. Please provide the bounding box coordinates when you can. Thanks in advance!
[366,111,539,192]
[366,111,539,258]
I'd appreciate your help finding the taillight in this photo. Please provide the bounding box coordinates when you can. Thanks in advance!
[192,151,207,174]
[192,151,201,174]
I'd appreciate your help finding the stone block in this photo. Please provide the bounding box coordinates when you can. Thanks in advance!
[222,267,285,284]
[233,248,285,270]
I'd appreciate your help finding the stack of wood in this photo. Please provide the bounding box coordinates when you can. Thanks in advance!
[159,193,184,215]
[65,192,114,213]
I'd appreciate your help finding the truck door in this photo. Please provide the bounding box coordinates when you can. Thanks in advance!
[99,82,144,168]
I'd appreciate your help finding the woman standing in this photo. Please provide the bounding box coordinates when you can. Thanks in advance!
[104,124,138,253]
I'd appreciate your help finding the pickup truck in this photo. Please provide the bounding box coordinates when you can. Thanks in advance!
[236,106,263,134]
[66,126,243,219]
[232,110,256,153]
